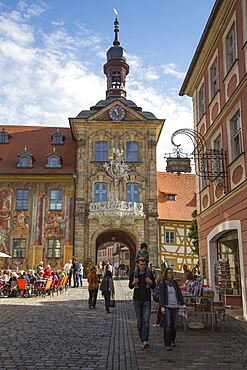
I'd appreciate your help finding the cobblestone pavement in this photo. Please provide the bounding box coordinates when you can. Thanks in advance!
[0,279,247,370]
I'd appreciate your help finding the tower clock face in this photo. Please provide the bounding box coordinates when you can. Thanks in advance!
[109,105,126,121]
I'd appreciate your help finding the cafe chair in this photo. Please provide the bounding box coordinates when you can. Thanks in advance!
[36,279,53,297]
[17,279,30,298]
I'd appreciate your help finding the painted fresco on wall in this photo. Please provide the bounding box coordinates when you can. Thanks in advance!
[0,188,11,221]
[12,211,30,237]
[0,188,12,254]
[0,226,9,253]
[44,211,65,239]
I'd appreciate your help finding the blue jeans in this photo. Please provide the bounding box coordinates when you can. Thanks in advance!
[163,307,179,346]
[133,300,151,343]
[78,274,83,287]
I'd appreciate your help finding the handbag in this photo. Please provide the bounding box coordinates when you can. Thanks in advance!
[93,282,99,289]
[110,298,116,308]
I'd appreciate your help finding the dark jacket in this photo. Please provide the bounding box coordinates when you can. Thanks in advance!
[159,280,185,307]
[72,261,80,272]
[129,271,155,301]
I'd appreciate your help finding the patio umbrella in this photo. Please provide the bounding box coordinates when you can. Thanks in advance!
[0,252,12,258]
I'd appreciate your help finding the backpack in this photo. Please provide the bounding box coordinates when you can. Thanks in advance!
[100,277,109,291]
[152,283,161,302]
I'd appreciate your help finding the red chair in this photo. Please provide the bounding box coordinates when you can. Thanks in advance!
[36,279,53,297]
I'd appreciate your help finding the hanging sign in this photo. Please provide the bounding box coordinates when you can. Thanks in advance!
[166,157,191,173]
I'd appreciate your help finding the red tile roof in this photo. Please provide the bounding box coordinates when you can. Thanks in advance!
[0,126,76,174]
[157,172,196,221]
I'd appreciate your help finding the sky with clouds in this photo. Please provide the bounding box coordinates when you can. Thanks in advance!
[0,0,215,171]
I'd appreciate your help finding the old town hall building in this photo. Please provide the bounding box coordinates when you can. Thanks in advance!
[0,18,196,273]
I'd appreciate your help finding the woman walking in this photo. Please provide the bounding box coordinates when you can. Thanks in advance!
[87,267,100,309]
[102,270,115,313]
[96,261,103,280]
[159,268,186,350]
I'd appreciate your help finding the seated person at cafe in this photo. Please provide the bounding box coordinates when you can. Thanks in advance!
[43,265,53,278]
[7,272,18,296]
[52,271,59,286]
[28,270,37,285]
[58,267,67,278]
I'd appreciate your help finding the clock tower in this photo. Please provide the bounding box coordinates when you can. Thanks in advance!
[69,17,165,270]
[103,17,129,99]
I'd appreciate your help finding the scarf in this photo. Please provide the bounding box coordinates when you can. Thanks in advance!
[165,279,175,287]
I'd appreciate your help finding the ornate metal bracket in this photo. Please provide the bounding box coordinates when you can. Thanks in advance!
[168,128,228,193]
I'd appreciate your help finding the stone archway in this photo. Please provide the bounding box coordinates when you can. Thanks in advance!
[96,230,136,272]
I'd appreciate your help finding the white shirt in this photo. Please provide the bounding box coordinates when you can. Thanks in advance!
[64,262,72,274]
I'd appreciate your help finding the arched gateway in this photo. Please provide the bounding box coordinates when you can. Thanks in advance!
[96,230,137,272]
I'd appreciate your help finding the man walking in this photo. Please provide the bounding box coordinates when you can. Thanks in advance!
[183,264,195,282]
[129,257,155,349]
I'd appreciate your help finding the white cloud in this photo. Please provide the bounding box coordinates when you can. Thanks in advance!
[162,63,186,79]
[0,2,193,171]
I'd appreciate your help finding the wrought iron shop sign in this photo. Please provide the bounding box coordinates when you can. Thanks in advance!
[166,157,191,173]
[166,128,228,193]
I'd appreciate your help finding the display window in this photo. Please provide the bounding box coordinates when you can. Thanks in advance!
[217,231,241,295]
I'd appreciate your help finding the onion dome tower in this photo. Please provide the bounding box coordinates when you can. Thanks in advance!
[104,17,129,99]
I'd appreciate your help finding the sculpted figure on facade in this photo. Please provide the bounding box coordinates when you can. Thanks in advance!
[103,148,129,185]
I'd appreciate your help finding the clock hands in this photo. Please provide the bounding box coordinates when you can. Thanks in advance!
[114,109,119,115]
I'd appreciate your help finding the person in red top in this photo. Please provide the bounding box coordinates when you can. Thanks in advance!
[43,265,52,278]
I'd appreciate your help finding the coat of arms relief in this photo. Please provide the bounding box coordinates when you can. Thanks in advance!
[89,149,146,227]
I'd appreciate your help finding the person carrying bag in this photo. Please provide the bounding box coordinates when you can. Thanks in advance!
[101,270,115,313]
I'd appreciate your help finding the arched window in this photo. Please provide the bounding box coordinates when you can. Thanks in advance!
[46,148,62,168]
[111,71,121,89]
[51,129,65,145]
[0,128,11,144]
[20,157,31,167]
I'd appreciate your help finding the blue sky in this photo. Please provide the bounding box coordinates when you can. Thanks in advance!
[0,0,215,170]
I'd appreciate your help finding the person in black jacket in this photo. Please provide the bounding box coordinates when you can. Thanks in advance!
[72,258,80,288]
[129,257,156,349]
[159,268,186,350]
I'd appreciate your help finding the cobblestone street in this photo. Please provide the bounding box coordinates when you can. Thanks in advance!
[0,279,247,370]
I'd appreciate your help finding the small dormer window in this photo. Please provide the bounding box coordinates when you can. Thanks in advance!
[17,146,34,168]
[0,128,11,144]
[111,72,121,89]
[168,194,176,201]
[51,129,65,145]
[20,157,31,167]
[46,148,62,168]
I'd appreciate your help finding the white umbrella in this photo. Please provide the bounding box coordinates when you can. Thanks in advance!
[0,252,12,258]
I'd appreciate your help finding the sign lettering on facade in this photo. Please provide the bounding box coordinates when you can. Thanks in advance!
[166,157,191,173]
